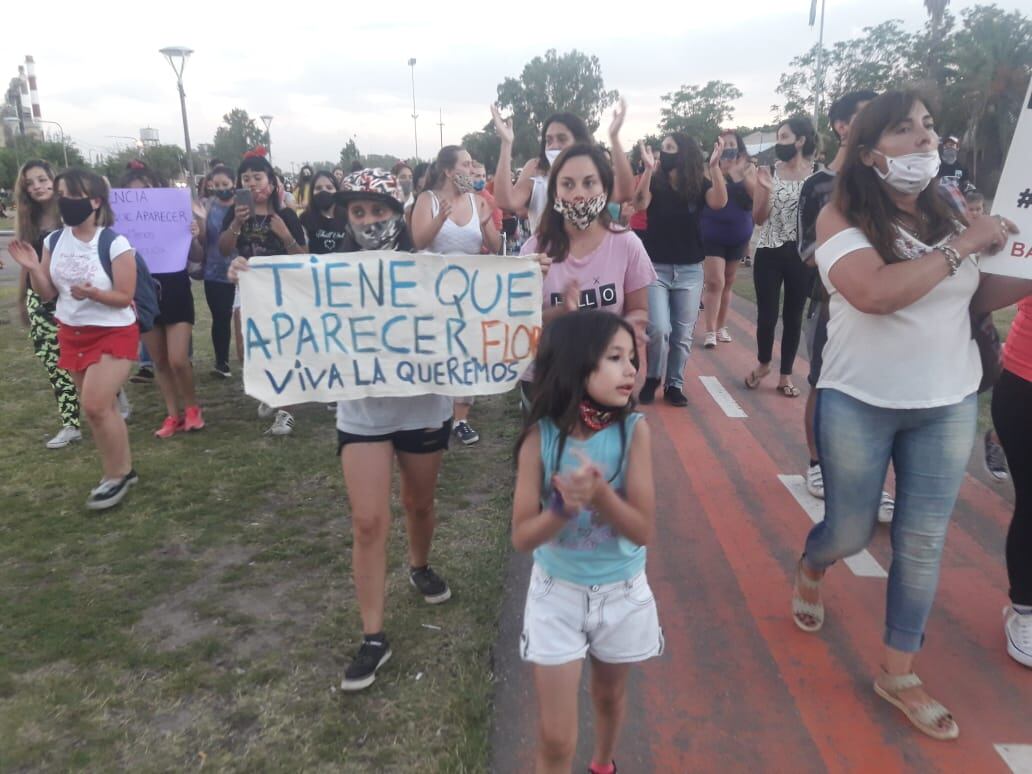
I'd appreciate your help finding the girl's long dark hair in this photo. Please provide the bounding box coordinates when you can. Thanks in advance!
[654,131,704,202]
[424,145,463,192]
[236,156,284,214]
[833,90,955,263]
[14,159,59,244]
[537,113,591,174]
[515,311,639,483]
[535,143,621,261]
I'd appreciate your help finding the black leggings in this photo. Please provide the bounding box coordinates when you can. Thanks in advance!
[753,241,812,375]
[992,369,1032,606]
[204,280,235,367]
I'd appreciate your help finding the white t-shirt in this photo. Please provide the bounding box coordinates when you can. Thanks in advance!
[49,227,137,327]
[816,226,981,409]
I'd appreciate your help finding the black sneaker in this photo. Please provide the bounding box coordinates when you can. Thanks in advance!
[453,420,480,446]
[985,430,1010,483]
[410,565,452,604]
[663,386,688,407]
[639,377,660,405]
[130,366,154,384]
[85,469,139,511]
[340,636,392,692]
[212,362,232,378]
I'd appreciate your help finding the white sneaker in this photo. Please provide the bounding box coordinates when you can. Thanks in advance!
[703,331,717,349]
[1004,606,1032,668]
[46,425,82,449]
[878,492,895,524]
[267,410,295,436]
[806,463,824,499]
[257,401,276,419]
[717,326,732,343]
[116,389,132,420]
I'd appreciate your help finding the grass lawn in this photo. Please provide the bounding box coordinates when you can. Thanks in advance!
[1,215,14,231]
[0,284,517,771]
[732,262,1019,432]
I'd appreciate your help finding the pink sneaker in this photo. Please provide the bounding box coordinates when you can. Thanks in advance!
[154,415,183,439]
[183,405,205,432]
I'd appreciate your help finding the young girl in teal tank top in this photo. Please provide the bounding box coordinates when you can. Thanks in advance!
[512,310,663,774]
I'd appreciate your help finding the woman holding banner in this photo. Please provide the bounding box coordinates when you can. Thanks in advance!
[231,168,451,691]
[119,166,206,438]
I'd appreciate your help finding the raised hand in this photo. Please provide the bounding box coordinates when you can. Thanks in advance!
[436,198,453,222]
[708,136,725,167]
[491,104,515,145]
[609,97,627,140]
[755,166,774,192]
[6,240,41,271]
[228,256,250,283]
[639,142,658,172]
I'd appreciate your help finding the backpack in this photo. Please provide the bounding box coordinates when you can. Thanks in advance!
[49,227,160,332]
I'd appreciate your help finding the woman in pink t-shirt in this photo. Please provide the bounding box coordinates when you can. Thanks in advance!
[520,143,656,401]
[992,296,1032,667]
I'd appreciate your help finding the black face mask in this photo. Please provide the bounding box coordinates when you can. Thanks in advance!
[659,151,678,172]
[774,143,799,162]
[213,189,235,202]
[58,196,96,226]
[313,191,336,212]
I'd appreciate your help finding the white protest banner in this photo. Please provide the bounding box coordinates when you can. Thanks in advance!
[238,251,542,406]
[983,75,1032,279]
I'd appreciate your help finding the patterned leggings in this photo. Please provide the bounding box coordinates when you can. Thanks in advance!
[26,290,81,429]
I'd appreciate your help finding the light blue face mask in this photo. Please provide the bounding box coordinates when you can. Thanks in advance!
[472,179,486,192]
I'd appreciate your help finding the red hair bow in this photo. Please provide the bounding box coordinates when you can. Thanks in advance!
[243,146,268,159]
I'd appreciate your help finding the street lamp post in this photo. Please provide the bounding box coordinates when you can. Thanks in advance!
[260,114,274,167]
[408,58,418,160]
[37,119,68,167]
[159,46,196,184]
[809,0,827,131]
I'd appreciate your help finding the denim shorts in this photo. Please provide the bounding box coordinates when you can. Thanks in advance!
[520,563,664,666]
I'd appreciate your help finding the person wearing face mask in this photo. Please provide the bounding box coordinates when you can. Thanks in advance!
[7,169,142,510]
[519,143,655,406]
[411,146,502,445]
[392,162,414,204]
[490,102,636,235]
[230,168,452,692]
[936,136,970,190]
[790,90,1027,740]
[300,171,349,254]
[219,148,307,436]
[471,160,503,238]
[745,116,817,398]
[13,159,83,449]
[293,165,314,212]
[634,132,728,406]
[199,165,238,377]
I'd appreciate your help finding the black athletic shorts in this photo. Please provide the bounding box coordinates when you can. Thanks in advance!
[153,269,196,327]
[702,240,749,262]
[337,419,452,455]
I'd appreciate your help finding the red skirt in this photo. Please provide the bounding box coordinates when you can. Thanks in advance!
[57,323,139,372]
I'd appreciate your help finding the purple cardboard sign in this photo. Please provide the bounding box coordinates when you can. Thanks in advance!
[109,188,193,274]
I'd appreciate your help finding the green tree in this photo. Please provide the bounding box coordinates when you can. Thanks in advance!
[659,80,742,146]
[364,153,401,171]
[0,136,87,188]
[211,109,269,165]
[95,144,186,185]
[461,129,499,171]
[339,139,361,168]
[494,49,618,164]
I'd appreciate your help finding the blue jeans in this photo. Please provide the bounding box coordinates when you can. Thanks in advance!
[804,389,977,652]
[646,263,704,390]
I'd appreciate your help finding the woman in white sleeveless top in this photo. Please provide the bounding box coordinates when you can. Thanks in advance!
[489,102,636,236]
[410,145,502,445]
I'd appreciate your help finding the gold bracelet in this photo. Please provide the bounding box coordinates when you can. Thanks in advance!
[940,244,963,276]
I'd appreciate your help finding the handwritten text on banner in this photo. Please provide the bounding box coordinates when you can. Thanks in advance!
[239,251,543,406]
[109,187,194,274]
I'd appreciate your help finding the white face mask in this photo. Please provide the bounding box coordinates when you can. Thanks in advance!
[545,149,562,165]
[872,150,941,195]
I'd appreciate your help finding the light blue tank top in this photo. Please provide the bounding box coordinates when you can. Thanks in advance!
[533,413,646,585]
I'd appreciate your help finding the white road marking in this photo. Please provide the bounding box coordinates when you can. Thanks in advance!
[996,745,1032,773]
[699,376,747,418]
[778,474,888,579]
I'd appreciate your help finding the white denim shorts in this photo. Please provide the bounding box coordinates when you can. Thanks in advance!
[520,563,664,666]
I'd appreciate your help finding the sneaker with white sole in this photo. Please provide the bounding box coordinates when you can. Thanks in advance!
[267,410,295,436]
[85,469,138,511]
[257,402,276,419]
[1004,606,1032,668]
[341,636,392,691]
[984,430,1010,483]
[46,426,82,449]
[806,463,824,499]
[717,326,733,343]
[410,565,452,604]
[878,492,895,524]
[453,420,480,445]
[703,331,717,349]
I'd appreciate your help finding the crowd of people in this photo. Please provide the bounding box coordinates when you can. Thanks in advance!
[5,87,1032,772]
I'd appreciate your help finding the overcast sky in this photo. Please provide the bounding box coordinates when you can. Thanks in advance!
[5,0,1025,170]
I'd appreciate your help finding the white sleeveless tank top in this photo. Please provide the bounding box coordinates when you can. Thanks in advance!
[427,191,483,255]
